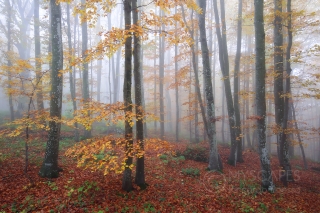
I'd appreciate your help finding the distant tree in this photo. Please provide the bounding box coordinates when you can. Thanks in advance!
[234,0,244,162]
[34,0,44,112]
[81,0,91,139]
[39,0,63,178]
[66,3,80,142]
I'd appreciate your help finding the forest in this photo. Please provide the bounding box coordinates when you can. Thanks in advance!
[0,0,320,212]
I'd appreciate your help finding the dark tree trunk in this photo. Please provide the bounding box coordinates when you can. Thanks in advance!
[254,0,275,192]
[273,0,285,164]
[198,0,222,171]
[276,0,294,183]
[133,0,146,188]
[39,0,63,178]
[122,0,134,192]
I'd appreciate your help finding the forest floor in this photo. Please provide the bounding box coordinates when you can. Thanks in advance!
[1,131,320,213]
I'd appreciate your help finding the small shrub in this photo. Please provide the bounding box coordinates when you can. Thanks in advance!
[181,167,200,177]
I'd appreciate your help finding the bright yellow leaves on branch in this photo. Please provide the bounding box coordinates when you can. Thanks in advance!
[65,136,173,175]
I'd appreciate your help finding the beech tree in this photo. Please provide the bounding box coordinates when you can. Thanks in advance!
[198,0,222,171]
[39,0,63,178]
[133,0,146,188]
[254,0,275,192]
[122,0,134,192]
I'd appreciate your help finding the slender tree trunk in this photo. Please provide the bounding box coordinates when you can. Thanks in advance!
[254,0,275,192]
[213,0,238,166]
[34,0,44,112]
[198,0,222,171]
[39,0,63,178]
[174,6,179,142]
[67,3,79,142]
[96,16,102,102]
[6,0,14,121]
[81,0,91,139]
[159,10,165,140]
[234,0,244,162]
[122,0,134,192]
[274,0,284,164]
[194,16,199,144]
[154,10,158,133]
[291,102,307,169]
[278,0,294,182]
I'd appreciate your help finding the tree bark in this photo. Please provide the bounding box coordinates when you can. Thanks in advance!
[274,0,285,165]
[198,0,222,171]
[39,0,63,178]
[122,0,134,192]
[133,0,146,188]
[254,0,275,192]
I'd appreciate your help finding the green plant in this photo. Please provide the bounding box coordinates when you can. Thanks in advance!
[258,202,268,212]
[159,153,185,167]
[46,181,58,191]
[241,202,254,213]
[143,202,156,212]
[181,167,200,177]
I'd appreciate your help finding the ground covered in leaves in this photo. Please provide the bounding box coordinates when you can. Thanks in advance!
[1,133,320,213]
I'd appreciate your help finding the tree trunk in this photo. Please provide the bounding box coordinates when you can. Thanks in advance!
[6,0,14,122]
[234,0,244,162]
[277,0,294,183]
[159,9,165,140]
[114,6,124,103]
[273,0,285,164]
[133,0,146,188]
[291,102,307,169]
[198,0,222,171]
[194,16,199,144]
[34,0,44,112]
[254,0,275,192]
[66,3,79,142]
[213,0,238,166]
[81,0,91,139]
[174,6,179,142]
[122,0,134,192]
[39,0,63,178]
